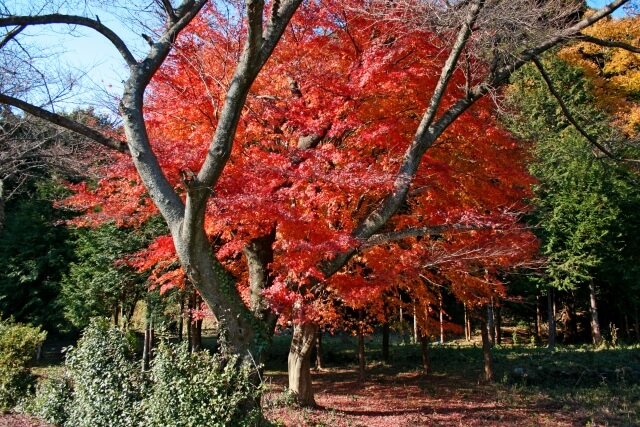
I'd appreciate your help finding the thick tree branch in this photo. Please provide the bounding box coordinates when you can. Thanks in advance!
[364,225,458,248]
[0,93,128,153]
[0,14,137,67]
[193,0,302,201]
[576,33,640,54]
[531,56,640,164]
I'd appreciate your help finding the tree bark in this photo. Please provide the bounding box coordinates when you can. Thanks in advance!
[178,294,184,342]
[0,179,4,231]
[439,296,444,344]
[548,289,556,350]
[315,329,324,370]
[487,301,495,347]
[494,303,502,346]
[413,304,418,344]
[142,319,151,371]
[464,303,471,341]
[480,310,493,382]
[635,308,640,343]
[288,322,318,406]
[382,321,390,363]
[589,281,602,345]
[358,309,366,381]
[243,231,278,357]
[420,334,432,374]
[536,294,543,340]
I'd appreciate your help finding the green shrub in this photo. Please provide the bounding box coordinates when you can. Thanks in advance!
[142,342,263,427]
[24,376,72,425]
[63,318,144,427]
[25,319,265,426]
[0,317,47,411]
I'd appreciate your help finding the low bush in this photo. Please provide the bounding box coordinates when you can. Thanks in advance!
[0,317,46,411]
[28,319,264,426]
[143,342,263,427]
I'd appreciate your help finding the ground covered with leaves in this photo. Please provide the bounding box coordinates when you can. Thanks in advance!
[263,336,640,427]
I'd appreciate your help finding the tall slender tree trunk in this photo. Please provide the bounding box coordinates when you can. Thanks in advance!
[413,303,418,344]
[494,302,502,346]
[589,281,602,345]
[358,327,366,381]
[635,308,640,343]
[420,334,431,374]
[288,322,318,406]
[382,321,390,363]
[142,319,151,371]
[113,302,120,327]
[315,329,324,370]
[464,303,471,341]
[548,289,556,350]
[624,314,630,342]
[439,296,444,344]
[195,319,203,349]
[0,179,4,232]
[536,294,542,340]
[487,301,495,347]
[480,310,493,382]
[178,295,185,341]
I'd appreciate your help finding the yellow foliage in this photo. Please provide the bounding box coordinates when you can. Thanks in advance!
[559,15,640,137]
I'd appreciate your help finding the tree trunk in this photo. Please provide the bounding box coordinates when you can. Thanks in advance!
[487,301,495,347]
[142,319,151,371]
[548,289,556,350]
[243,231,277,329]
[464,303,471,341]
[0,179,4,232]
[480,311,493,382]
[178,295,185,341]
[358,309,366,381]
[635,308,640,343]
[113,301,121,327]
[382,321,390,363]
[623,314,630,342]
[315,329,324,370]
[288,322,318,406]
[187,296,193,353]
[589,281,602,345]
[420,334,431,374]
[536,294,542,340]
[439,296,444,344]
[195,319,203,349]
[494,303,502,346]
[564,297,579,343]
[413,303,418,344]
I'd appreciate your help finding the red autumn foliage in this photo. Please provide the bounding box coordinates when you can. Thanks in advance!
[60,0,537,331]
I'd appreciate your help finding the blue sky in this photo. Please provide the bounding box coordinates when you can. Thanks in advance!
[16,0,631,113]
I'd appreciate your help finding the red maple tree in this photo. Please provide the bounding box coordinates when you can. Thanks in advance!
[60,0,538,403]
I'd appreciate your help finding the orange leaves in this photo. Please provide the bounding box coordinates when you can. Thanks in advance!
[60,0,539,333]
[559,14,640,137]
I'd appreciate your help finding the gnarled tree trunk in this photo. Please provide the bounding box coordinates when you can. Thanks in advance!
[288,322,318,406]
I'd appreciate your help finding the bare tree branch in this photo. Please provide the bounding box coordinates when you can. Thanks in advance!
[0,14,137,67]
[576,33,640,54]
[0,93,128,153]
[531,56,640,164]
[0,24,25,50]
